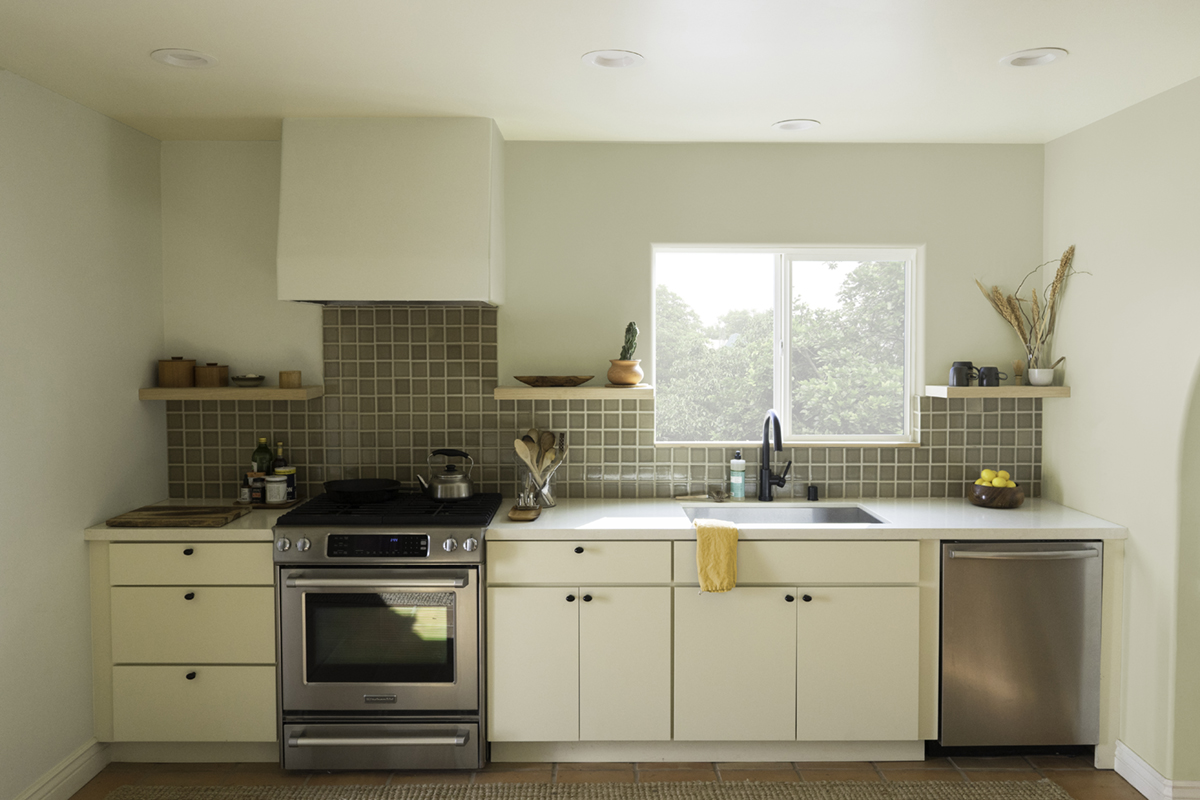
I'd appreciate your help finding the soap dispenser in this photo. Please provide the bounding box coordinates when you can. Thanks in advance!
[730,450,746,500]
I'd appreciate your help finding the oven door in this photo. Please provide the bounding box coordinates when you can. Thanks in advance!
[278,567,478,713]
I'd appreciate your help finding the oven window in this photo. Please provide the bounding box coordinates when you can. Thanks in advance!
[305,591,455,684]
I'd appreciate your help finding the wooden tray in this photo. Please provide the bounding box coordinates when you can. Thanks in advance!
[106,506,251,528]
[508,505,541,522]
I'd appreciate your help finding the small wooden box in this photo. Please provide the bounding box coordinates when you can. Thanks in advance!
[195,363,229,387]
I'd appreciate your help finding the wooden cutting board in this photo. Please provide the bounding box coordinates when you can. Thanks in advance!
[106,505,252,528]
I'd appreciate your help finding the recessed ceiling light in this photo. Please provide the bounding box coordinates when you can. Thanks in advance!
[582,50,644,69]
[150,48,218,69]
[772,119,821,131]
[1000,47,1069,67]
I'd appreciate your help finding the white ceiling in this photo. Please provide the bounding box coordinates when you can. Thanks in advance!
[2,0,1199,142]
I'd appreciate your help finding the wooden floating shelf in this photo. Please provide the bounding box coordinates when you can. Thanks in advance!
[923,385,1070,399]
[139,385,325,401]
[494,384,654,401]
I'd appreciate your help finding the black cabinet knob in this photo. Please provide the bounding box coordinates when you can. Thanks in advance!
[184,592,195,600]
[785,595,795,602]
[183,548,194,556]
[582,594,593,602]
[574,546,584,554]
[566,594,576,602]
[185,671,197,680]
[802,594,813,602]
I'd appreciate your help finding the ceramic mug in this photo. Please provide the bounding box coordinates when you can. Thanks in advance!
[978,367,1008,387]
[1027,368,1055,386]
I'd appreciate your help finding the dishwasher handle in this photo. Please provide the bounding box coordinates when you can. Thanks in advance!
[948,548,1099,560]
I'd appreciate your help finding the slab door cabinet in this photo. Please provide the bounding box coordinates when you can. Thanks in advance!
[486,540,673,742]
[90,540,276,742]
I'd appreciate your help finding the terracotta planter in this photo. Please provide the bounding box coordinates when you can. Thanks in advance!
[606,359,644,386]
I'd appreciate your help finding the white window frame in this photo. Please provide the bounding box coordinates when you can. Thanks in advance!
[652,244,922,446]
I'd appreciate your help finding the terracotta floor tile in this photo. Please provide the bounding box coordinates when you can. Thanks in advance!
[882,770,966,783]
[878,758,956,770]
[138,772,230,786]
[953,757,1035,771]
[480,762,550,771]
[720,770,801,783]
[800,769,881,782]
[636,762,713,770]
[556,770,636,784]
[639,769,719,783]
[475,770,553,784]
[307,771,390,785]
[558,762,634,771]
[70,772,143,800]
[1031,756,1100,771]
[1048,771,1143,800]
[717,762,794,770]
[388,771,471,785]
[795,761,874,770]
[964,771,1044,782]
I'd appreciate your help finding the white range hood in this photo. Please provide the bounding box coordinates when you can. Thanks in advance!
[276,117,504,305]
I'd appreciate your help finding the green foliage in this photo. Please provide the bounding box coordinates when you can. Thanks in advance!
[655,261,906,442]
[619,322,639,360]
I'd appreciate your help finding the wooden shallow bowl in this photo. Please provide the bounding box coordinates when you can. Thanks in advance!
[968,482,1026,509]
[514,376,594,387]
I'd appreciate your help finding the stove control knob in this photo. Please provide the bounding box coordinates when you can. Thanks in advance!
[443,538,459,552]
[275,537,291,552]
[463,538,479,552]
[295,538,311,552]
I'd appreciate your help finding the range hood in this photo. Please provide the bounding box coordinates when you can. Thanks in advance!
[276,117,504,305]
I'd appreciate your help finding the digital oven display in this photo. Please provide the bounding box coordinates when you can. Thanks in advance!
[326,534,430,558]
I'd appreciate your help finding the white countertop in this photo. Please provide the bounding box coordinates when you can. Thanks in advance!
[485,497,1126,540]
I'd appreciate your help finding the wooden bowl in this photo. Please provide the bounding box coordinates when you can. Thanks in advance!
[514,376,594,387]
[968,482,1026,509]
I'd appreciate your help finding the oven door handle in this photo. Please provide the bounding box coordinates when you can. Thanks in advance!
[284,576,468,589]
[287,731,470,747]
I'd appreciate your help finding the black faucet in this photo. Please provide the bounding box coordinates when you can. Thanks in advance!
[759,409,792,501]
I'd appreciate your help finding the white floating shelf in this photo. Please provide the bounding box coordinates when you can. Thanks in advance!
[139,385,325,401]
[493,384,654,401]
[923,385,1070,399]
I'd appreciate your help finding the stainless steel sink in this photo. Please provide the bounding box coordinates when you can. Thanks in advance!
[683,505,884,525]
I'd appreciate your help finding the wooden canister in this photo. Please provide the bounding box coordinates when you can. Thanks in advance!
[279,370,302,389]
[158,357,195,387]
[195,363,229,387]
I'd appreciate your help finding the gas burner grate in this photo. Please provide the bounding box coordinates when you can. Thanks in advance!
[276,492,503,527]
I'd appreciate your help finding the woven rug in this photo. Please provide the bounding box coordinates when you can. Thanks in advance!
[105,780,1073,800]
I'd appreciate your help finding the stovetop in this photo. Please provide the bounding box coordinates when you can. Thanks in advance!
[275,492,503,528]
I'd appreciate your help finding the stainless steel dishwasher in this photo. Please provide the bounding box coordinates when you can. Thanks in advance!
[940,540,1103,746]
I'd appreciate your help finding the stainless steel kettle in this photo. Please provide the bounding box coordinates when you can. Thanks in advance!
[416,449,475,500]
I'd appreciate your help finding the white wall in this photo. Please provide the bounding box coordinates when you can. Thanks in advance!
[161,142,322,383]
[1043,76,1200,781]
[502,142,1045,385]
[0,71,165,799]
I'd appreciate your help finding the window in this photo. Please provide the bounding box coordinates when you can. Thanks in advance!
[653,246,917,445]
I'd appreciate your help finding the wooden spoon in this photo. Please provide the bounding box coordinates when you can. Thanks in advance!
[539,431,556,470]
[514,438,540,477]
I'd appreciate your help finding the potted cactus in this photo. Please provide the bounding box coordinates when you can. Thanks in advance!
[606,322,644,386]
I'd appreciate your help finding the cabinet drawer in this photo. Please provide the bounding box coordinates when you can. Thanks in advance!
[111,587,275,664]
[674,540,919,584]
[112,665,276,741]
[109,542,273,586]
[488,541,671,584]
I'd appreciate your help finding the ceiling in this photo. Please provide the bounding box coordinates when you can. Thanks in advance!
[2,0,1199,143]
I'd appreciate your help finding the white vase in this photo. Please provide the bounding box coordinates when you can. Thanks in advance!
[1027,368,1055,386]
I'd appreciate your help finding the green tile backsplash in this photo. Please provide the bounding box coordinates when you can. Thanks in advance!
[165,306,1042,501]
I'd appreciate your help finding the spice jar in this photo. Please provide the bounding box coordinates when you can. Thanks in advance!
[265,475,289,505]
[273,466,298,501]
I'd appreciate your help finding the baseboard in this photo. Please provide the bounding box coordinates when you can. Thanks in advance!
[14,740,110,800]
[1115,741,1200,800]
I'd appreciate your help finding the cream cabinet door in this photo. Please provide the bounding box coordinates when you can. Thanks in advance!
[579,587,671,741]
[674,587,798,741]
[487,587,579,742]
[110,586,275,664]
[112,666,276,742]
[796,586,921,741]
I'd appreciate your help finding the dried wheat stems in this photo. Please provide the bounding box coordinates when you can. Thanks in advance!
[976,245,1077,369]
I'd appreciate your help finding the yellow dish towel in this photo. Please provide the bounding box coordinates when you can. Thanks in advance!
[694,518,739,593]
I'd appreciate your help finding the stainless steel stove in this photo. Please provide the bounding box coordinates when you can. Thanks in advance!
[273,492,501,771]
